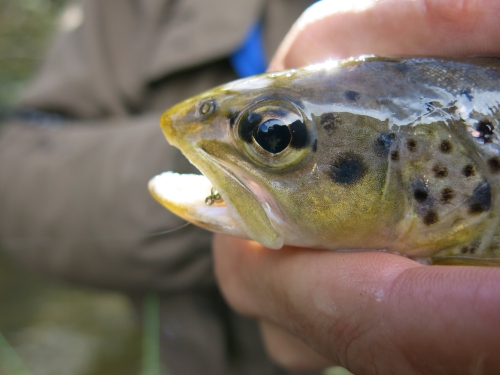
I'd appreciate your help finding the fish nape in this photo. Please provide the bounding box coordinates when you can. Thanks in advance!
[149,56,500,265]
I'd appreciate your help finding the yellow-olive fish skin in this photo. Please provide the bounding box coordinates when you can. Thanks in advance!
[149,56,500,265]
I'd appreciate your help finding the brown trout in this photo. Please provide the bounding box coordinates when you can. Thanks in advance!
[149,56,500,265]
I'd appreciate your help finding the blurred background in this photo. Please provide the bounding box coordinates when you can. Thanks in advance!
[0,1,143,374]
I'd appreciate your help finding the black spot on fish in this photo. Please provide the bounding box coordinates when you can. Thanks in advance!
[391,150,400,161]
[329,153,367,185]
[488,157,500,173]
[375,133,395,157]
[289,119,308,149]
[432,164,448,178]
[406,139,417,152]
[463,164,475,177]
[423,210,439,225]
[475,120,494,143]
[461,246,477,254]
[460,88,473,101]
[239,112,261,143]
[312,139,318,153]
[440,187,455,203]
[320,113,340,131]
[345,90,360,101]
[414,188,428,203]
[468,182,491,215]
[440,140,453,153]
[469,203,487,215]
[394,62,410,74]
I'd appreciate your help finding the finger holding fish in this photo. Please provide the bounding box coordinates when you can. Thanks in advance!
[213,236,500,374]
[269,0,500,71]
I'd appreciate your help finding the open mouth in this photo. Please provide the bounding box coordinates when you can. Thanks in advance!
[148,171,246,236]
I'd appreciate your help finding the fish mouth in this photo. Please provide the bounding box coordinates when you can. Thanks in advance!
[148,154,284,249]
[148,171,246,237]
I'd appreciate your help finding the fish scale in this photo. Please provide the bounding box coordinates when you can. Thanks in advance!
[149,56,500,265]
[393,121,492,256]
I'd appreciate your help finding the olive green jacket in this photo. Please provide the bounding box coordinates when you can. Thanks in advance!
[0,0,319,374]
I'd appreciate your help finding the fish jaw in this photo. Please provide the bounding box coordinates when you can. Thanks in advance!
[149,94,285,249]
[148,172,246,238]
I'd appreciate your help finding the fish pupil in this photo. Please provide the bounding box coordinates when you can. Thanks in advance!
[253,119,291,153]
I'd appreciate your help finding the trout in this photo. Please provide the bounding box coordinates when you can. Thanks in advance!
[149,56,500,265]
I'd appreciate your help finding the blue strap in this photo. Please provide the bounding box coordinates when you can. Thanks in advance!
[230,22,267,78]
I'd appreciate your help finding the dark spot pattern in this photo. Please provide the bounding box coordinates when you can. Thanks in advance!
[475,120,494,143]
[488,157,500,173]
[406,139,417,152]
[423,210,439,225]
[461,246,477,254]
[312,139,318,153]
[390,150,400,161]
[463,164,475,177]
[320,113,340,131]
[329,153,367,185]
[432,164,448,178]
[467,182,491,215]
[440,140,453,153]
[469,204,486,215]
[414,188,428,203]
[375,133,395,157]
[345,90,360,101]
[440,187,455,203]
[394,62,410,74]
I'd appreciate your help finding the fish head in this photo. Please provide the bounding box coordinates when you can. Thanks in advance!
[150,66,403,250]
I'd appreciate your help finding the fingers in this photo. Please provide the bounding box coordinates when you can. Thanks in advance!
[269,0,500,71]
[213,235,500,374]
[259,319,336,371]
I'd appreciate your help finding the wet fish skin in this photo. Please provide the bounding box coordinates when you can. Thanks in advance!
[149,56,500,265]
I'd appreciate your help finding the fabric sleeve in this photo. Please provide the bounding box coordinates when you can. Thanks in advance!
[0,115,214,291]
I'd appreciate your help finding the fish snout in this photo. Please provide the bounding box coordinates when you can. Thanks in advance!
[160,100,198,146]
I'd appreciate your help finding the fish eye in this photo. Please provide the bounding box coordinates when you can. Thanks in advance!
[199,100,215,115]
[253,118,292,154]
[234,99,310,168]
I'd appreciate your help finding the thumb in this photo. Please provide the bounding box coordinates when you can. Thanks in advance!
[269,0,500,71]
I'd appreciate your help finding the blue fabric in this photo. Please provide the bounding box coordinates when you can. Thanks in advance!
[230,22,267,78]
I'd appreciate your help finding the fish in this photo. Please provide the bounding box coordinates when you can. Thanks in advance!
[149,56,500,265]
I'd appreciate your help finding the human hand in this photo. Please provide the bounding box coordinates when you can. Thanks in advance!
[213,1,500,374]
